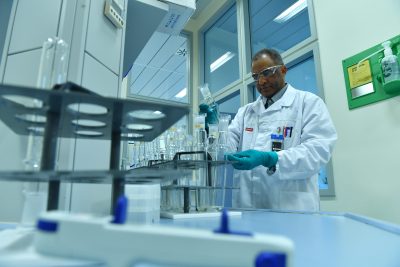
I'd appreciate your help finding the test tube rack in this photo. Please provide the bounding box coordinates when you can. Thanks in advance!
[0,82,190,213]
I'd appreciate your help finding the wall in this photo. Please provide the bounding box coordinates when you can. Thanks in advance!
[314,0,400,224]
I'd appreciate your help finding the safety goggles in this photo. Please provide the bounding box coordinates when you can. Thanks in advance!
[252,65,282,81]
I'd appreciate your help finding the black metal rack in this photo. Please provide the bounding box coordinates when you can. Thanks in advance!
[149,151,234,214]
[0,82,190,213]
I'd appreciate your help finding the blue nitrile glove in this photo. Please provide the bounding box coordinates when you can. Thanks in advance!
[226,149,278,170]
[199,103,219,129]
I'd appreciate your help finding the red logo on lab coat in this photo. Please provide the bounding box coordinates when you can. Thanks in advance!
[245,127,253,132]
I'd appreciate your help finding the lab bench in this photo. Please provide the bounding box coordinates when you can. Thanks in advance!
[161,209,400,267]
[1,209,400,267]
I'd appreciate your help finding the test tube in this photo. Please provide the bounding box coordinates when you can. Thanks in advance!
[21,37,69,226]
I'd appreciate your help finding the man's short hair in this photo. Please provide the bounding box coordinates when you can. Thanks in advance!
[252,48,284,65]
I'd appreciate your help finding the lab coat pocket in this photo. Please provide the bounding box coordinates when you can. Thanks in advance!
[268,119,298,149]
[283,126,299,148]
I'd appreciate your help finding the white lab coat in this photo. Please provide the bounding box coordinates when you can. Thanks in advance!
[227,84,337,211]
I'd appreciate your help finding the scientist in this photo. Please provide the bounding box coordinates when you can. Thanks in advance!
[202,48,337,211]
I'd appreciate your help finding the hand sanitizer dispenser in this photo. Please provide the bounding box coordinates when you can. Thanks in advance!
[381,41,400,83]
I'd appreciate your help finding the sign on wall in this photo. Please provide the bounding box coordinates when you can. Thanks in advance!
[342,34,400,109]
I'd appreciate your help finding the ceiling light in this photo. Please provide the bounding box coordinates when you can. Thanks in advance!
[175,88,187,98]
[273,0,307,23]
[210,52,235,73]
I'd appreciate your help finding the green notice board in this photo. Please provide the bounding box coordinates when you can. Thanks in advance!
[342,34,400,109]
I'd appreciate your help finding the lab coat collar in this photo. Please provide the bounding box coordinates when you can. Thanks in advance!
[250,84,296,114]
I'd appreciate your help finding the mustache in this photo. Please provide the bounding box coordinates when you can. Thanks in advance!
[258,85,273,90]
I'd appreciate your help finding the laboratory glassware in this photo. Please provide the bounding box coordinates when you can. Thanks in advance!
[21,37,69,226]
[199,83,219,124]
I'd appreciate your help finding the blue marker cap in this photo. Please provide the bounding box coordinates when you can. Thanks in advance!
[111,195,128,224]
[255,252,286,267]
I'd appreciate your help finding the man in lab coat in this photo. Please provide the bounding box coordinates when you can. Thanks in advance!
[224,48,337,211]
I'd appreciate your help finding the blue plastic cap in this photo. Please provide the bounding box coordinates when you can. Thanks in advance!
[37,219,58,232]
[111,195,128,224]
[255,252,286,267]
[214,209,252,236]
[218,208,229,233]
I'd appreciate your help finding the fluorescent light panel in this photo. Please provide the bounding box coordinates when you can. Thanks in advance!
[273,0,307,23]
[210,52,235,73]
[175,88,187,98]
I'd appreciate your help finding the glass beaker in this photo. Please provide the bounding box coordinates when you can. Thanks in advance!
[218,114,231,132]
[207,123,219,160]
[193,114,207,152]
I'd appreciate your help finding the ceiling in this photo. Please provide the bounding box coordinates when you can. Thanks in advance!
[127,0,215,103]
[128,31,188,103]
[127,0,311,102]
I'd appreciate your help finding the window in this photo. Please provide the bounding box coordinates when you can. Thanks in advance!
[127,32,189,104]
[217,91,241,119]
[204,3,239,93]
[248,0,311,55]
[285,52,318,95]
[285,52,333,194]
[198,0,334,196]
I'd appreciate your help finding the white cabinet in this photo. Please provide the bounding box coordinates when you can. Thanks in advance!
[9,0,62,53]
[86,0,124,74]
[69,52,119,214]
[3,49,41,86]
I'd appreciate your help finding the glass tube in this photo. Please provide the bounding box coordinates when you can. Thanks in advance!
[21,37,69,226]
[218,114,232,210]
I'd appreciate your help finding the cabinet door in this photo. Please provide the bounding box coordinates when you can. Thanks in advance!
[3,49,41,86]
[9,0,62,54]
[69,53,119,215]
[81,52,119,96]
[0,48,43,222]
[85,0,124,75]
[0,0,13,63]
[2,49,42,171]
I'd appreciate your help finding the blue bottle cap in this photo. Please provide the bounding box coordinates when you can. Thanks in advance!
[37,219,58,232]
[255,252,286,267]
[111,195,128,224]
